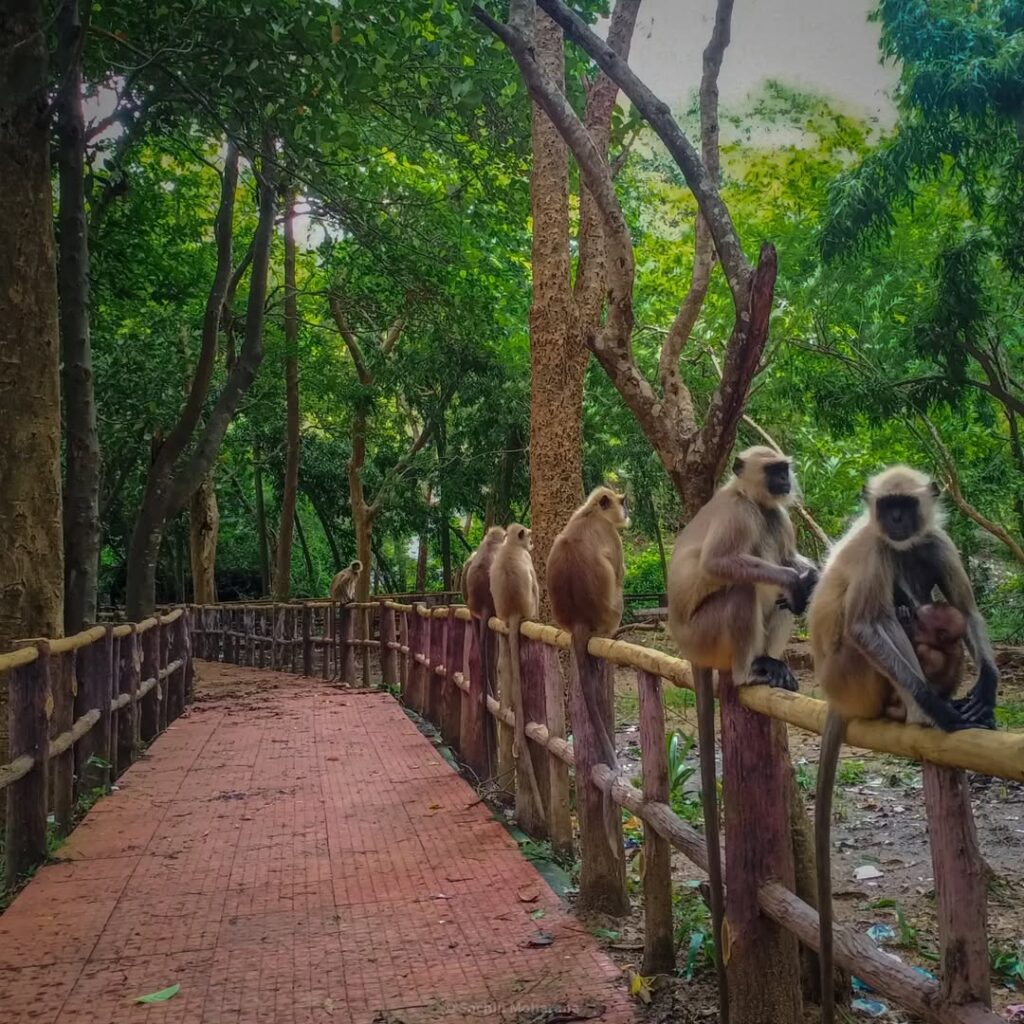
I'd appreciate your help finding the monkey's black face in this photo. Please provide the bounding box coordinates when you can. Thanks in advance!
[764,461,791,497]
[876,495,921,543]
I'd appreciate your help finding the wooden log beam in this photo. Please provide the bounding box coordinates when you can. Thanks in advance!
[515,635,548,837]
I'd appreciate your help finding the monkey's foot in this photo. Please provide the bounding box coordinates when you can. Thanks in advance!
[951,694,997,730]
[749,656,798,692]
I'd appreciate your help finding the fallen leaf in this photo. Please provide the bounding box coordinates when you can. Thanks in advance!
[530,909,546,920]
[135,983,181,1004]
[627,968,653,1004]
[321,997,336,1015]
[527,930,554,947]
[429,803,441,810]
[855,865,884,881]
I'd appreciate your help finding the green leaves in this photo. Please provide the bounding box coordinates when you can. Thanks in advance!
[135,984,181,1004]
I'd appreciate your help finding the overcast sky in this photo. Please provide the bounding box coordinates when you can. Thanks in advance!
[609,0,898,123]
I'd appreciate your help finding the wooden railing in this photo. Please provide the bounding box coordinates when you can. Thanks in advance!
[194,597,1021,1024]
[1,610,193,891]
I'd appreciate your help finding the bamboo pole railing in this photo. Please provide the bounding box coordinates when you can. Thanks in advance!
[1,609,193,891]
[190,596,1020,1024]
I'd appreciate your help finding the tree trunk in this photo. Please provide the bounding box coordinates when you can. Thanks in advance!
[124,135,275,619]
[294,509,316,594]
[253,443,271,594]
[354,505,373,601]
[57,0,100,635]
[0,0,65,777]
[189,474,219,604]
[273,196,300,600]
[527,11,581,613]
[416,533,429,592]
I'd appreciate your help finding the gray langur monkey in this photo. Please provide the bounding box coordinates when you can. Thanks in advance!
[329,560,362,604]
[666,446,819,1024]
[809,464,998,1024]
[489,524,545,818]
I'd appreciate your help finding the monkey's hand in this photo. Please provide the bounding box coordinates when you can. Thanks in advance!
[895,604,913,629]
[777,570,817,615]
[749,656,799,692]
[951,691,997,730]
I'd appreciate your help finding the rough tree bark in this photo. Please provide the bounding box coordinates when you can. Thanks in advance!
[273,195,301,600]
[522,1,641,612]
[189,476,219,604]
[57,0,101,634]
[124,137,276,618]
[0,0,66,775]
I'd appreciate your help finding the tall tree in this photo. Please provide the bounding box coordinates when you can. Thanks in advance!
[273,195,301,600]
[124,137,277,617]
[56,0,101,633]
[0,0,65,772]
[521,1,641,608]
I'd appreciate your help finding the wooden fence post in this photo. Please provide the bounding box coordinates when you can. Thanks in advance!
[361,606,371,688]
[637,669,675,974]
[226,607,236,665]
[4,646,51,888]
[257,608,267,669]
[339,605,355,684]
[243,606,253,667]
[180,610,193,708]
[429,609,447,727]
[302,605,313,676]
[399,611,410,697]
[569,644,627,915]
[442,612,465,752]
[195,607,206,661]
[158,621,170,732]
[320,606,330,680]
[515,635,549,837]
[495,625,516,803]
[139,625,160,743]
[380,602,398,688]
[720,670,802,1024]
[923,764,992,1007]
[47,647,75,836]
[76,627,113,797]
[461,614,491,784]
[407,610,428,714]
[118,627,141,764]
[541,642,572,859]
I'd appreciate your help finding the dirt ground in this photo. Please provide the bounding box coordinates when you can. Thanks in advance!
[595,629,1024,1023]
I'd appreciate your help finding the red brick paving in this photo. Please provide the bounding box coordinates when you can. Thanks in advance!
[0,663,636,1023]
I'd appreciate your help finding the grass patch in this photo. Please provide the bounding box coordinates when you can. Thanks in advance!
[837,759,867,786]
[995,701,1024,730]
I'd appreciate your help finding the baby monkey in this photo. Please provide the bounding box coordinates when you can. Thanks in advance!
[897,600,967,705]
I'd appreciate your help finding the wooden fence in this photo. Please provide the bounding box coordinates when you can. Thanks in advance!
[1,610,193,891]
[193,597,1024,1024]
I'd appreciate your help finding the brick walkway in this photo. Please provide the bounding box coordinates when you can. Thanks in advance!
[0,663,636,1023]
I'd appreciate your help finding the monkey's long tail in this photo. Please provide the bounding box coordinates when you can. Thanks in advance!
[694,666,729,1024]
[570,628,621,858]
[478,617,495,780]
[508,617,545,819]
[816,711,845,1024]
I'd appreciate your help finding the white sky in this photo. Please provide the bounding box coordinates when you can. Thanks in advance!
[608,0,897,123]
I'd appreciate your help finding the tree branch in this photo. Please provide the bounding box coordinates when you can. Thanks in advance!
[535,0,752,308]
[381,313,406,357]
[963,338,1024,418]
[658,0,733,426]
[921,416,1024,565]
[328,291,372,386]
[367,416,437,518]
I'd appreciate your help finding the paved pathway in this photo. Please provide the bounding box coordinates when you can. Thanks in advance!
[0,663,635,1023]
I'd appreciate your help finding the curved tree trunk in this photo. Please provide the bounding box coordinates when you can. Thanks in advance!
[189,474,219,604]
[0,0,65,774]
[57,0,100,634]
[527,10,579,615]
[273,196,300,600]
